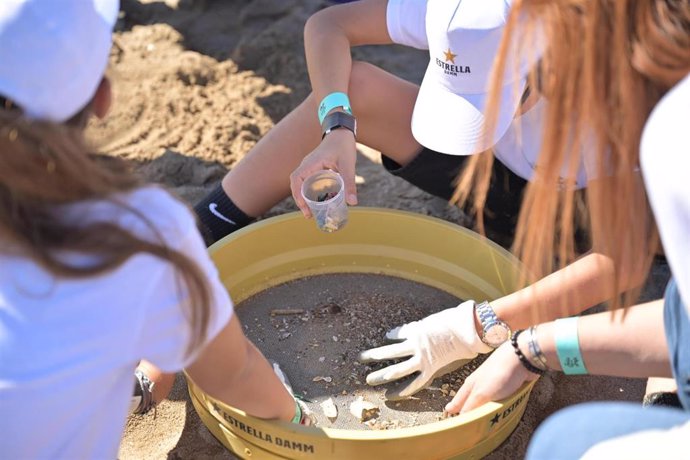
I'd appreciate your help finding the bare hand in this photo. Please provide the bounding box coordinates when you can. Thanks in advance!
[444,341,539,414]
[289,129,358,218]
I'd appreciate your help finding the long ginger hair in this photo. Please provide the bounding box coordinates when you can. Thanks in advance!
[0,100,211,354]
[454,0,690,315]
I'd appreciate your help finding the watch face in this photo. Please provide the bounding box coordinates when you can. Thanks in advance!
[484,323,510,348]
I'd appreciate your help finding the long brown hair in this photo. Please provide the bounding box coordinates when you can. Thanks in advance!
[0,104,211,354]
[454,0,690,315]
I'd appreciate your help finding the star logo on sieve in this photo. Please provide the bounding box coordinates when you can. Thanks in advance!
[443,48,457,64]
[490,412,501,427]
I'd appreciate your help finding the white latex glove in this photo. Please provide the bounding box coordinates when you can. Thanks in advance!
[272,362,315,425]
[358,300,492,399]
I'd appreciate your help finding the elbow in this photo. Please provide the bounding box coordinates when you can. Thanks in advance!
[304,10,326,44]
[304,7,344,46]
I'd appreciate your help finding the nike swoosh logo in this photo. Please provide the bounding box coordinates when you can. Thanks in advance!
[209,203,237,225]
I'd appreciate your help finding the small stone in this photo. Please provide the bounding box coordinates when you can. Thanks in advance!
[322,303,342,314]
[317,191,337,202]
[319,356,326,362]
[320,397,338,420]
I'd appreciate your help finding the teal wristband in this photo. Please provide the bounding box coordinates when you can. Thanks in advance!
[554,317,588,375]
[290,399,302,424]
[318,92,352,125]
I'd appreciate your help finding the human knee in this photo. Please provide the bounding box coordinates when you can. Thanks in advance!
[348,61,380,114]
[526,403,609,460]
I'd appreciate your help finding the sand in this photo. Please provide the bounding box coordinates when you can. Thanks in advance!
[236,273,490,430]
[98,1,670,459]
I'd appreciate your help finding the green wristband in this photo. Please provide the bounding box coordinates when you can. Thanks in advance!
[318,92,352,125]
[554,317,588,375]
[290,399,302,424]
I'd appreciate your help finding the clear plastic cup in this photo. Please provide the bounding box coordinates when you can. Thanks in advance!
[301,170,348,232]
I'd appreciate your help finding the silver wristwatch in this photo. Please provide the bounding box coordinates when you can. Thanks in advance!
[475,301,511,348]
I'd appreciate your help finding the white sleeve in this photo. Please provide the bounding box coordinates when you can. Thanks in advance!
[581,420,690,460]
[128,189,234,372]
[641,74,690,309]
[386,0,429,49]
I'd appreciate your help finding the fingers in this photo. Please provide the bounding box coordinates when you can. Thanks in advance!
[358,341,414,363]
[289,132,358,216]
[444,378,474,414]
[338,152,358,206]
[385,321,418,341]
[387,372,434,400]
[365,359,418,386]
[289,159,342,218]
[289,169,313,218]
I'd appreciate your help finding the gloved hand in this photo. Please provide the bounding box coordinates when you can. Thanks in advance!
[357,300,492,399]
[272,362,315,425]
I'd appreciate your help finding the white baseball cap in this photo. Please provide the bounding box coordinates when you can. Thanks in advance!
[412,0,529,156]
[0,0,120,122]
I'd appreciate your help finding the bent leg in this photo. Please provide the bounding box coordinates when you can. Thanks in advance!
[526,402,689,460]
[195,61,421,243]
[223,61,421,217]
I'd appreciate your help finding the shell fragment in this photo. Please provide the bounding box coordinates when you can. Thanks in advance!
[349,396,380,422]
[320,397,338,421]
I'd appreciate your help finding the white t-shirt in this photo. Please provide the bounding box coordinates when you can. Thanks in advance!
[386,0,590,188]
[641,73,690,310]
[0,186,234,459]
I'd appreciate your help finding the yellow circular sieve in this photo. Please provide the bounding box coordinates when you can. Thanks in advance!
[187,208,536,460]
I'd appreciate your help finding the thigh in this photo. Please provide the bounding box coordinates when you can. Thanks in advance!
[349,61,422,166]
[526,402,690,460]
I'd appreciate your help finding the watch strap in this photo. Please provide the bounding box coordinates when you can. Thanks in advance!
[476,300,511,348]
[321,111,357,139]
[476,300,499,332]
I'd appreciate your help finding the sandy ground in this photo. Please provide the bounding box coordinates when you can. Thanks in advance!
[91,1,672,458]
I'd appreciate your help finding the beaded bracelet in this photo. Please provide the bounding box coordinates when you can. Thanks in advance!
[511,329,545,375]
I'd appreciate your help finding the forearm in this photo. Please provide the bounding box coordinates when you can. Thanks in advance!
[449,299,672,414]
[304,0,392,104]
[535,300,672,378]
[491,252,646,331]
[185,315,295,421]
[214,339,295,420]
